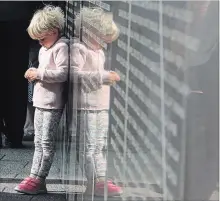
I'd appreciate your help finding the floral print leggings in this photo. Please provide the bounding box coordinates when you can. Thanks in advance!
[30,108,63,179]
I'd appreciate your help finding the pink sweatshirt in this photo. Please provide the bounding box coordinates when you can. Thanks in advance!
[70,39,111,110]
[33,37,69,109]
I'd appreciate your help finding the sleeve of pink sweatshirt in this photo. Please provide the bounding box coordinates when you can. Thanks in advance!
[70,43,110,92]
[37,43,69,83]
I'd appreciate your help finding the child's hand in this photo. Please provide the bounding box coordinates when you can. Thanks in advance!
[102,71,120,85]
[109,71,120,82]
[24,68,38,82]
[24,69,30,79]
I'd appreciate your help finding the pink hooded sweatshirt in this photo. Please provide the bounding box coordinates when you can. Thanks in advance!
[33,37,69,109]
[70,39,111,110]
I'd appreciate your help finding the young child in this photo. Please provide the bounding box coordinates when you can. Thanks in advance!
[15,5,68,194]
[71,7,122,196]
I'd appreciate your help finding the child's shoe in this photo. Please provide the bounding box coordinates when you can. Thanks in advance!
[14,177,47,195]
[94,180,123,197]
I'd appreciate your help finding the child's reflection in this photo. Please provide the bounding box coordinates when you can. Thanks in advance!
[70,7,122,197]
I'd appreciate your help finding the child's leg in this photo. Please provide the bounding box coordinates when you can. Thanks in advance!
[82,111,98,181]
[82,111,108,181]
[14,108,46,194]
[93,111,122,196]
[94,111,109,180]
[79,111,122,196]
[30,108,44,177]
[36,109,63,180]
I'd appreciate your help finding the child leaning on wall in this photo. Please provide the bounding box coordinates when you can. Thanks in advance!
[23,1,61,141]
[70,7,123,197]
[15,5,68,195]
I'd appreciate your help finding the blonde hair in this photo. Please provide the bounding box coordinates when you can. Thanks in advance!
[74,7,119,42]
[27,5,65,39]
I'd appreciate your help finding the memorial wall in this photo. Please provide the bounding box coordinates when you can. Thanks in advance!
[62,1,219,200]
[111,2,189,200]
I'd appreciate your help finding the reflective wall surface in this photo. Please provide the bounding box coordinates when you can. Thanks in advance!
[59,1,219,201]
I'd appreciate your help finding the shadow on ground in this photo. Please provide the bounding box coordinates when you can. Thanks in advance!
[0,192,66,201]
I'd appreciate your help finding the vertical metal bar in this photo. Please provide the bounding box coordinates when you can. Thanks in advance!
[64,2,71,200]
[79,1,84,43]
[74,1,83,200]
[104,2,113,200]
[179,2,191,200]
[122,0,132,195]
[219,0,220,196]
[159,0,167,200]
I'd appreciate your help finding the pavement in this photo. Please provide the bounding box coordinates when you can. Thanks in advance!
[0,142,67,201]
[0,141,218,201]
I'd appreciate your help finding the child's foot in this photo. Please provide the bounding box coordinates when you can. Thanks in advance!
[94,180,123,197]
[14,177,47,195]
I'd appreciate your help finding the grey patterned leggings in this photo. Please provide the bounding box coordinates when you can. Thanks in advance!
[30,108,63,179]
[78,110,109,182]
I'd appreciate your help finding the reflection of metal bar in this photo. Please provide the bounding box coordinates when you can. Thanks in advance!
[74,2,83,201]
[190,90,203,94]
[121,1,132,193]
[159,1,167,200]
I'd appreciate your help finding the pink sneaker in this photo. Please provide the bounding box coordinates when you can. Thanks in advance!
[14,177,47,195]
[95,180,123,197]
[14,177,33,192]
